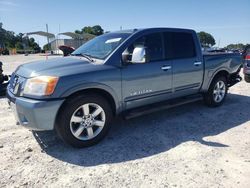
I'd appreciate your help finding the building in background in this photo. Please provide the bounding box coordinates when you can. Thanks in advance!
[26,31,95,54]
[50,32,95,54]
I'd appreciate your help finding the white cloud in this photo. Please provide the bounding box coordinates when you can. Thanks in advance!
[0,1,18,7]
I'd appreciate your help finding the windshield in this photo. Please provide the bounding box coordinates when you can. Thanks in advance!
[72,33,131,60]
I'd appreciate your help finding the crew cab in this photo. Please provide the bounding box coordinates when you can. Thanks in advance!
[7,28,242,147]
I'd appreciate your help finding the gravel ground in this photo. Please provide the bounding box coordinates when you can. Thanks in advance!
[0,54,250,188]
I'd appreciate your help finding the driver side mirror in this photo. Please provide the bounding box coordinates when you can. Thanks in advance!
[131,46,146,64]
[122,46,147,64]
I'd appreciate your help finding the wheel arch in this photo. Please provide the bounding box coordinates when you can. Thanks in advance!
[213,70,230,80]
[55,86,119,129]
[66,88,117,115]
[205,69,230,91]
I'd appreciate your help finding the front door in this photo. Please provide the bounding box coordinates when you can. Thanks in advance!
[121,32,172,109]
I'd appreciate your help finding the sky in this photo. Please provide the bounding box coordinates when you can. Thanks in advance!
[0,0,250,47]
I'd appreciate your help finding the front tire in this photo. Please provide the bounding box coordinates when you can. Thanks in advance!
[203,76,228,107]
[55,94,113,148]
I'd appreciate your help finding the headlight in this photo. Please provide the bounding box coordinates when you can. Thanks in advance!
[23,76,59,96]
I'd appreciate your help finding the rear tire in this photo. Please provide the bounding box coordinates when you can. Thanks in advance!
[55,94,113,148]
[203,76,228,107]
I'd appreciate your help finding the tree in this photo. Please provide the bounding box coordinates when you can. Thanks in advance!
[91,25,104,36]
[75,25,104,36]
[43,44,50,51]
[15,42,24,50]
[0,22,5,48]
[5,31,16,48]
[0,22,41,54]
[197,31,216,47]
[226,43,246,50]
[82,26,93,34]
[74,30,82,34]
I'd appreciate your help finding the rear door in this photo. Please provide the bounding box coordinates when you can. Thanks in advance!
[164,32,203,95]
[121,32,172,109]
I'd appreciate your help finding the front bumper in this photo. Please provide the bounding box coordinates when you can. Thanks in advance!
[7,89,64,130]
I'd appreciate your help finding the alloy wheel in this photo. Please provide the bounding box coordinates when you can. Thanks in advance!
[70,103,106,140]
[213,80,226,103]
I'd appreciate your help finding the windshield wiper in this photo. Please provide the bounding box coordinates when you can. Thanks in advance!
[71,53,94,62]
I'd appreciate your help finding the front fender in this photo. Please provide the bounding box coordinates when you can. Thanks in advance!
[59,82,121,113]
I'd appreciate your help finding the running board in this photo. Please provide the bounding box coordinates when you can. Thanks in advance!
[124,94,203,120]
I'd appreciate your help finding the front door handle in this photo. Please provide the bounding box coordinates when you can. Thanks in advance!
[194,62,202,66]
[161,65,172,71]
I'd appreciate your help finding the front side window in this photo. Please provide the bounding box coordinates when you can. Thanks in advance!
[123,32,164,63]
[72,33,131,60]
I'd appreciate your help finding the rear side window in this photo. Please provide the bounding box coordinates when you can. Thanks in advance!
[164,32,196,59]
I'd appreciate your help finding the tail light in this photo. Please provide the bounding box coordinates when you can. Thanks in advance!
[243,55,250,73]
[245,55,250,60]
[244,55,250,73]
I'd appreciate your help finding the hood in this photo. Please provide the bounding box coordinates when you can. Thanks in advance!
[15,56,110,78]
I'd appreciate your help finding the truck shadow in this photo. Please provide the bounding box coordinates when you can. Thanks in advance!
[32,93,250,166]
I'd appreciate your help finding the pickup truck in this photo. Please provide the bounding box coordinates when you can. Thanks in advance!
[7,28,242,147]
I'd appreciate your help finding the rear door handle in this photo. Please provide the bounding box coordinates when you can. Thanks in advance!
[161,65,171,71]
[194,62,202,66]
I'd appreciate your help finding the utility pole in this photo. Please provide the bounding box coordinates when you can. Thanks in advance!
[46,24,49,59]
[46,24,50,50]
[218,38,221,48]
[58,24,61,39]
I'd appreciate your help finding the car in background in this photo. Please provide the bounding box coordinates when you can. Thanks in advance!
[243,45,250,83]
[59,45,75,56]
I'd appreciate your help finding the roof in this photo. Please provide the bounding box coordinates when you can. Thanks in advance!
[112,29,139,33]
[111,28,195,35]
[26,31,55,39]
[58,32,95,40]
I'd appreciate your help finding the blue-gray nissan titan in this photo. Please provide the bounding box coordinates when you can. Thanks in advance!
[7,28,242,147]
